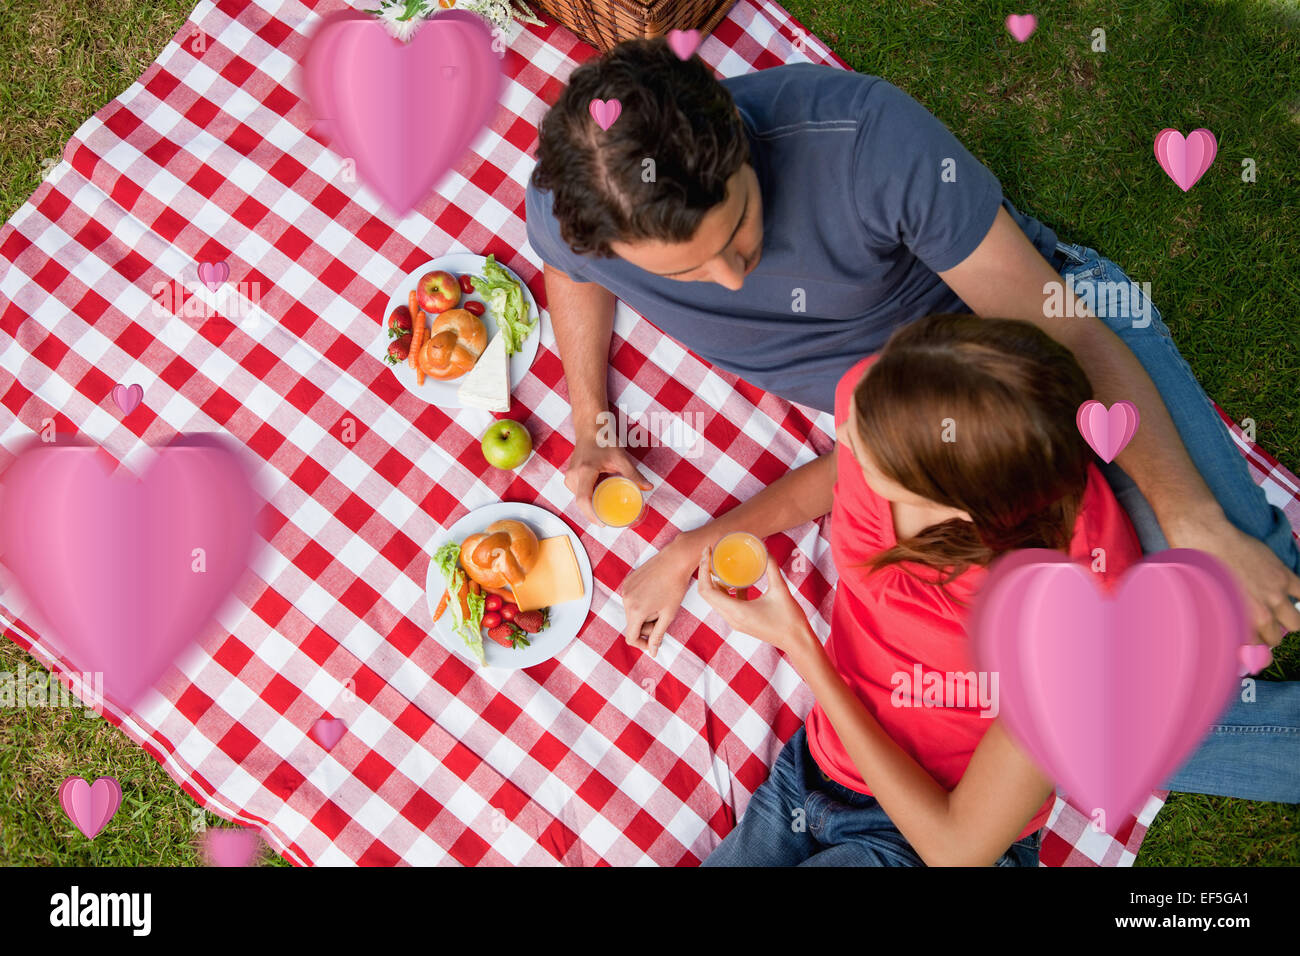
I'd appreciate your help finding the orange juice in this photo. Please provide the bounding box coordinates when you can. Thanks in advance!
[592,475,644,527]
[712,532,767,588]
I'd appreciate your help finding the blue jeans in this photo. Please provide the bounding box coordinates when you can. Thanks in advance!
[1053,241,1300,803]
[702,726,1040,866]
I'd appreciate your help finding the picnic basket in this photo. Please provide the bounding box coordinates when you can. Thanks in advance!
[533,0,738,51]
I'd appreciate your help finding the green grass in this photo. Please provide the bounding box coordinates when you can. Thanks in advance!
[784,0,1300,867]
[1,0,1297,865]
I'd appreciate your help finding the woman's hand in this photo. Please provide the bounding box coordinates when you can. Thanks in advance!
[695,546,816,656]
[620,537,700,658]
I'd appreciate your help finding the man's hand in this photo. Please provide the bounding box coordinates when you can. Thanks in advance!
[564,431,653,524]
[1165,513,1300,645]
[620,535,700,658]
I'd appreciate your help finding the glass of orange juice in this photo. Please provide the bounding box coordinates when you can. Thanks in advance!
[712,531,768,590]
[592,475,645,528]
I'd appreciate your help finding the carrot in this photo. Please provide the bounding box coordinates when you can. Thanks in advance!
[413,308,428,384]
[409,300,425,370]
[432,588,450,622]
[456,579,472,619]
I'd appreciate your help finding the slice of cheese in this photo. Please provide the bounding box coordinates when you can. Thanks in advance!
[457,331,510,412]
[511,535,585,611]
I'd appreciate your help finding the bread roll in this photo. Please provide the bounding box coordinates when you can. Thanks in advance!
[419,309,487,380]
[459,520,540,592]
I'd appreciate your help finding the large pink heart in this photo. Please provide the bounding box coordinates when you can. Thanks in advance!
[1153,128,1218,192]
[970,549,1245,834]
[301,11,503,216]
[0,438,260,711]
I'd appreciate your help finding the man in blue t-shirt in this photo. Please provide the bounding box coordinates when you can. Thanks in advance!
[525,40,1300,671]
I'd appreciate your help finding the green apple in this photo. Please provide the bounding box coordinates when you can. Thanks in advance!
[481,419,532,470]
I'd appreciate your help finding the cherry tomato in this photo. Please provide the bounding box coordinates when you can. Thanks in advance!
[458,273,475,294]
[484,594,503,612]
[500,603,517,621]
[464,300,485,317]
[482,611,502,629]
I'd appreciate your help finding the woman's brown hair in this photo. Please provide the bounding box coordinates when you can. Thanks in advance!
[853,314,1096,584]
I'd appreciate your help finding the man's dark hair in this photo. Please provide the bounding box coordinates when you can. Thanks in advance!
[530,38,751,259]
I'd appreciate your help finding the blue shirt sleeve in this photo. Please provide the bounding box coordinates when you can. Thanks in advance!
[852,79,1003,274]
[525,179,594,283]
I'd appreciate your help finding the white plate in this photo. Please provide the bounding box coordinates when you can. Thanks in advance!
[376,253,542,408]
[425,502,593,669]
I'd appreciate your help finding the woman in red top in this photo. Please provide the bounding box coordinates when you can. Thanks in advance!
[656,314,1142,866]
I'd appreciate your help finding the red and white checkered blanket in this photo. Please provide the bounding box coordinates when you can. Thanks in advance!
[2,0,1296,867]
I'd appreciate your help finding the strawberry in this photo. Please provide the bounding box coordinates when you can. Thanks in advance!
[486,624,515,648]
[514,610,545,634]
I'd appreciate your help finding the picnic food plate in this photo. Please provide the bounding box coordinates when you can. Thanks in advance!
[426,502,593,669]
[377,253,542,408]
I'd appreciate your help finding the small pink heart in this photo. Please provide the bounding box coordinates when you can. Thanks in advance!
[111,383,143,415]
[1076,400,1141,462]
[58,776,122,839]
[1153,128,1218,192]
[1006,14,1038,42]
[197,260,230,292]
[589,98,622,131]
[311,717,346,750]
[1238,643,1273,676]
[201,827,262,867]
[667,29,701,60]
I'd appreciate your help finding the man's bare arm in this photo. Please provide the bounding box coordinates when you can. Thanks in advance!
[939,209,1300,641]
[543,262,653,520]
[544,262,616,429]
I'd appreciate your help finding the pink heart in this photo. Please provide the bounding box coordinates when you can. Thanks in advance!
[1238,643,1272,676]
[1005,14,1038,43]
[111,383,143,415]
[202,828,262,867]
[1076,399,1140,462]
[667,29,701,60]
[197,260,230,292]
[971,549,1245,833]
[0,438,260,710]
[301,11,503,215]
[58,776,122,839]
[310,717,346,750]
[1153,128,1218,192]
[588,98,622,131]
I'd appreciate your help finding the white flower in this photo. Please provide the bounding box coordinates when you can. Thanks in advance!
[371,0,436,42]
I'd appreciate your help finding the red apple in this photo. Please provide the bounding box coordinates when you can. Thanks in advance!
[416,270,461,314]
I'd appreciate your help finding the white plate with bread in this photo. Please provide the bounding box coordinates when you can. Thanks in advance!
[426,502,594,669]
[377,253,542,409]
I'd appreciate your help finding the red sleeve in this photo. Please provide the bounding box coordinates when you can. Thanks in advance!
[1070,463,1144,590]
[834,355,879,429]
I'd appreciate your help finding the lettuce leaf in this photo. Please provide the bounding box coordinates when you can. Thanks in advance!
[432,541,486,665]
[474,254,537,356]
